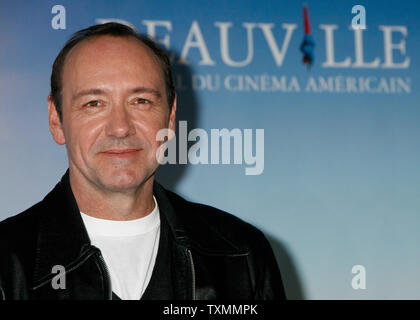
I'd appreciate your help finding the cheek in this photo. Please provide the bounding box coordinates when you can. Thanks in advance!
[135,114,170,148]
[65,118,104,160]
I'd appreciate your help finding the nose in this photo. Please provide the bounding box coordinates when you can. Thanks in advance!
[105,105,136,138]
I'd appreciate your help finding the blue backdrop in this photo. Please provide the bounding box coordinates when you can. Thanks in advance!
[1,0,419,299]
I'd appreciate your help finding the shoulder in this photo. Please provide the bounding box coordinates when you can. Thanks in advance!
[161,187,270,253]
[0,201,43,232]
[160,186,286,299]
[0,180,284,299]
[0,201,43,251]
[0,177,64,249]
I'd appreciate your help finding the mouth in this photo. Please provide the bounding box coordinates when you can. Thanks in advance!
[100,148,142,158]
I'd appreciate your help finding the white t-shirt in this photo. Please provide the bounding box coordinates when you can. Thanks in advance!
[80,196,160,300]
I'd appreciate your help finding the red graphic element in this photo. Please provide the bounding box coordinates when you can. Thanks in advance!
[303,4,311,35]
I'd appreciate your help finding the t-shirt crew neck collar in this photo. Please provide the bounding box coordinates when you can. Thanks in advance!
[80,196,159,237]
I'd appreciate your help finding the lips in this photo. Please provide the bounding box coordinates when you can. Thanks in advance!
[102,149,140,154]
[101,148,141,157]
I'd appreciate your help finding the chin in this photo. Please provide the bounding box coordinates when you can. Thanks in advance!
[100,169,146,191]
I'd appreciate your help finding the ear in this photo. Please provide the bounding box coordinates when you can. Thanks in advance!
[47,95,66,145]
[167,94,177,140]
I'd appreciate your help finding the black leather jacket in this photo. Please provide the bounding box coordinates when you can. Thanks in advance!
[0,170,286,300]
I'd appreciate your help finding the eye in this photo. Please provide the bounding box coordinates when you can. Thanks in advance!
[132,97,151,105]
[85,100,103,107]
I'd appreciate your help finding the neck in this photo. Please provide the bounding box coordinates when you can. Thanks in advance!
[69,168,155,221]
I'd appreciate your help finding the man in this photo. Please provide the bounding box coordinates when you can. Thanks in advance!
[0,23,286,300]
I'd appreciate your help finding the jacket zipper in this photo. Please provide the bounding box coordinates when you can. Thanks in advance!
[96,251,112,300]
[187,249,196,300]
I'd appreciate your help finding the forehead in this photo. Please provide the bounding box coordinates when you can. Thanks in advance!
[62,35,165,93]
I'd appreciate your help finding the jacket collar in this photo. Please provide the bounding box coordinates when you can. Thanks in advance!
[32,169,245,287]
[32,170,91,287]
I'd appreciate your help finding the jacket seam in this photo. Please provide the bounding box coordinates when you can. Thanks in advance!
[0,286,5,300]
[188,217,247,253]
[186,239,249,257]
[175,226,250,256]
[245,254,257,299]
[32,246,97,290]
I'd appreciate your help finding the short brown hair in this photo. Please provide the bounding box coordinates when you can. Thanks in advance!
[50,22,175,122]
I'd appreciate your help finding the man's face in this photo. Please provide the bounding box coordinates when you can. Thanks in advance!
[49,35,176,192]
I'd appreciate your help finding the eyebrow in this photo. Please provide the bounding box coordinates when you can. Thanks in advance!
[71,87,162,103]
